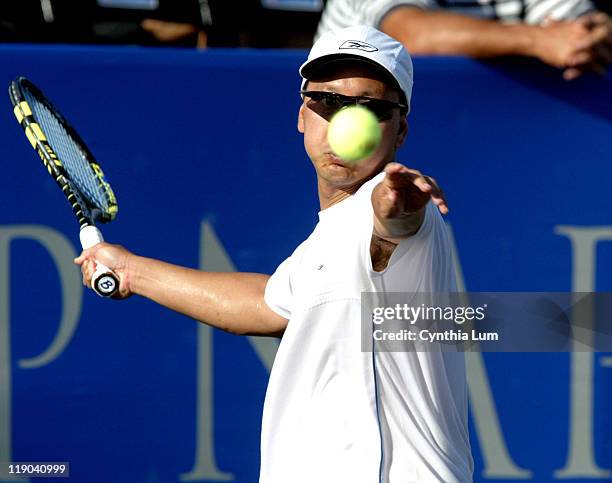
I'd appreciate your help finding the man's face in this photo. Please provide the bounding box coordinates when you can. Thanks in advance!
[298,63,408,190]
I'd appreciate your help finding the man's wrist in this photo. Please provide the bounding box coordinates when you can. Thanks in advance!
[373,207,425,241]
[123,253,141,295]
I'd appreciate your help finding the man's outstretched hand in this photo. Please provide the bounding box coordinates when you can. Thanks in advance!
[372,162,448,240]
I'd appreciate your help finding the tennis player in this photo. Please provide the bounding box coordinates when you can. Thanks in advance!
[76,25,473,483]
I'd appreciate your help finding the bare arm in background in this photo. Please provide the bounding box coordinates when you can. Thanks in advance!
[381,8,612,79]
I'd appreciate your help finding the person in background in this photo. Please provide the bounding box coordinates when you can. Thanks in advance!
[317,0,612,80]
[0,0,322,48]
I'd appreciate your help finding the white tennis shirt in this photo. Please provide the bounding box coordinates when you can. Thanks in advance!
[262,172,473,482]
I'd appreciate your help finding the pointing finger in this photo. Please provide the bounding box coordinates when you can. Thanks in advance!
[424,176,449,213]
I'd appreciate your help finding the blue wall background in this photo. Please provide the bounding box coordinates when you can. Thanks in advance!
[0,45,610,482]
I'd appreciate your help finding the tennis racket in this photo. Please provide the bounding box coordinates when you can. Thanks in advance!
[9,76,120,297]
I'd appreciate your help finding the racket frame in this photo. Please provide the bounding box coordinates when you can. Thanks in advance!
[9,77,119,297]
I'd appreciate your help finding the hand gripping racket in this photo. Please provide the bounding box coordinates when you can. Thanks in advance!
[9,77,120,297]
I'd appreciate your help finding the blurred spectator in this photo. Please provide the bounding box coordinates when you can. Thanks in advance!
[95,0,210,47]
[135,0,323,48]
[0,1,97,43]
[0,0,204,46]
[317,0,612,80]
[239,0,323,47]
[0,0,323,48]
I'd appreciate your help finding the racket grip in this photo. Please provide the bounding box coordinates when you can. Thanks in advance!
[79,225,119,298]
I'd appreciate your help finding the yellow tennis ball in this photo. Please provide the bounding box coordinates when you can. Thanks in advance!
[327,105,382,163]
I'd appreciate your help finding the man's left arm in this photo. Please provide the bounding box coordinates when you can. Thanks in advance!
[370,162,448,270]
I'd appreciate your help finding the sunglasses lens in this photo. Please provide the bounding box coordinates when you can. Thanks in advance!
[322,94,342,108]
[360,100,392,121]
[316,93,343,116]
[304,93,340,118]
[303,92,397,121]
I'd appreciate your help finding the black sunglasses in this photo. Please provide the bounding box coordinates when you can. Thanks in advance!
[300,90,407,122]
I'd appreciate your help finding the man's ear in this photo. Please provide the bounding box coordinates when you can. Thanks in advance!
[297,104,305,133]
[396,118,408,149]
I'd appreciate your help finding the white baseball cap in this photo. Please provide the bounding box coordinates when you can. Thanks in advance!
[300,25,414,112]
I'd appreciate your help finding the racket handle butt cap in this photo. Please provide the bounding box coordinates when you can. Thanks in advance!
[79,225,119,297]
[92,267,120,297]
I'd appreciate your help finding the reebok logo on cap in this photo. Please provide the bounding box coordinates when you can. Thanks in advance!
[339,40,378,52]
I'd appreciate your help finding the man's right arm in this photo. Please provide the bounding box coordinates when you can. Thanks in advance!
[74,243,288,337]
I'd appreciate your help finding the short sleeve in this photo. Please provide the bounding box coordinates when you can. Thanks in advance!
[316,0,437,40]
[524,0,595,23]
[365,0,438,28]
[265,256,295,319]
[265,239,311,319]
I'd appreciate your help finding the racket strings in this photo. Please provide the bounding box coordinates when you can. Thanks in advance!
[23,89,111,212]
